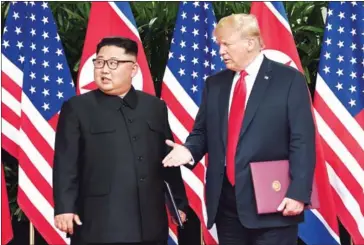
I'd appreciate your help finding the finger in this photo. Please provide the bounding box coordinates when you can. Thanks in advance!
[277,199,287,211]
[165,139,175,148]
[282,208,292,216]
[74,215,82,225]
[66,217,74,235]
[55,219,61,230]
[61,220,68,233]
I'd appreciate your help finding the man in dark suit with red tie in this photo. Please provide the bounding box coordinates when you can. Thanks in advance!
[163,14,316,245]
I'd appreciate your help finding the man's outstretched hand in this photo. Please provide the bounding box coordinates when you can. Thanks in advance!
[162,140,193,167]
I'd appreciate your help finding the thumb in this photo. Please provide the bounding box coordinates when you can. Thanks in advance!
[165,139,176,148]
[73,214,82,225]
[277,198,287,211]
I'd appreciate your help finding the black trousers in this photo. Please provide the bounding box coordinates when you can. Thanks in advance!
[215,175,298,245]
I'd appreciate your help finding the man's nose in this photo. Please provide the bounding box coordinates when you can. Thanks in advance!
[101,63,110,73]
[219,45,226,55]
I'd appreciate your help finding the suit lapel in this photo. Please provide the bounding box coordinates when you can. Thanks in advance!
[239,57,273,139]
[219,70,235,152]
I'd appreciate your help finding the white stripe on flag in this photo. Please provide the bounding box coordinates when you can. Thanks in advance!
[315,110,364,190]
[263,2,292,34]
[316,74,364,150]
[326,163,364,238]
[2,118,19,145]
[22,93,55,150]
[18,167,70,243]
[1,54,23,87]
[310,209,341,244]
[164,68,199,119]
[2,88,21,116]
[19,129,53,185]
[108,2,140,39]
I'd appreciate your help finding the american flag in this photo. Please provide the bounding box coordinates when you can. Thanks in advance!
[1,1,75,244]
[250,2,341,244]
[161,2,225,244]
[313,2,364,244]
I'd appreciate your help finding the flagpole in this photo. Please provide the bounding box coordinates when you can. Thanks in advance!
[30,222,35,245]
[200,225,204,245]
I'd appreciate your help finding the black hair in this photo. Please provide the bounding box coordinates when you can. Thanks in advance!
[96,36,138,57]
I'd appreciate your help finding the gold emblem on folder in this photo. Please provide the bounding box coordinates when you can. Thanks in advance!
[272,180,281,192]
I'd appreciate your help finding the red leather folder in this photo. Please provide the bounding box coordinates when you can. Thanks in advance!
[250,160,319,214]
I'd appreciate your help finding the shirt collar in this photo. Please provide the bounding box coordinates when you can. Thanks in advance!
[243,52,264,77]
[96,86,138,110]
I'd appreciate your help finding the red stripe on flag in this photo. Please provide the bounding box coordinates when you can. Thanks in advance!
[21,114,54,168]
[2,103,20,129]
[331,188,364,245]
[162,84,195,132]
[48,113,60,132]
[315,94,364,168]
[314,136,340,234]
[17,188,66,245]
[184,183,217,244]
[321,140,364,215]
[250,3,303,72]
[1,165,13,245]
[1,134,19,160]
[172,132,217,244]
[1,72,22,101]
[18,149,54,207]
[355,109,364,129]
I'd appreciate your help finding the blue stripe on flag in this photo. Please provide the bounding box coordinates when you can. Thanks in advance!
[299,210,340,245]
[270,2,289,21]
[114,2,138,28]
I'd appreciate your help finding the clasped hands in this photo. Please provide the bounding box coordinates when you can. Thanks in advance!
[162,140,304,216]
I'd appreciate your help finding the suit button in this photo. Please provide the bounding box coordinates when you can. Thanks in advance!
[138,156,143,161]
[128,118,133,123]
[132,136,137,141]
[140,177,146,181]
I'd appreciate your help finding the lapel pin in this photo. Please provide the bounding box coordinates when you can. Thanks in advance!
[264,76,269,80]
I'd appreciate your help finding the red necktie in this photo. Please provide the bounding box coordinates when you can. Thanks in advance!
[226,70,248,186]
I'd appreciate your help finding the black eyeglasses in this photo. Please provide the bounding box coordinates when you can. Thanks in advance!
[92,58,135,70]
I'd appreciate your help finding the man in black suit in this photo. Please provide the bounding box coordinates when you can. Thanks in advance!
[53,36,187,245]
[163,14,316,245]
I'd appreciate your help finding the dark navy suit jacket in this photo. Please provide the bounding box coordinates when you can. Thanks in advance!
[184,57,316,229]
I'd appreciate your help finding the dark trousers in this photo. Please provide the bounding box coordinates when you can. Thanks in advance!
[215,175,298,245]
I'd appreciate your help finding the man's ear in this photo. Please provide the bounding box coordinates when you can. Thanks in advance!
[131,63,139,78]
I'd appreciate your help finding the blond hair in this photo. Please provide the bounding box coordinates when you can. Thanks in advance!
[214,14,264,47]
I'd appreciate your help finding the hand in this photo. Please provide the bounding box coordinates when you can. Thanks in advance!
[277,198,304,216]
[54,213,82,235]
[163,140,193,167]
[172,210,187,225]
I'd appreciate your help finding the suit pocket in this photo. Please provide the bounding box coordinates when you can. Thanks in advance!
[147,120,164,134]
[90,125,116,134]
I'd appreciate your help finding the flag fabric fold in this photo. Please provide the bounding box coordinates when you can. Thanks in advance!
[161,2,225,244]
[1,1,76,244]
[1,164,13,245]
[313,2,364,244]
[250,2,341,245]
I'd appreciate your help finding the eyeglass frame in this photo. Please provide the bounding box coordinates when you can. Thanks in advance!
[92,58,136,70]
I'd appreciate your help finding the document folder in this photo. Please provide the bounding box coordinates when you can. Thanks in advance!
[164,181,184,228]
[250,160,319,214]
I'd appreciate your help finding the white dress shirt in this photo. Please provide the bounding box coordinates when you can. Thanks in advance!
[228,52,264,115]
